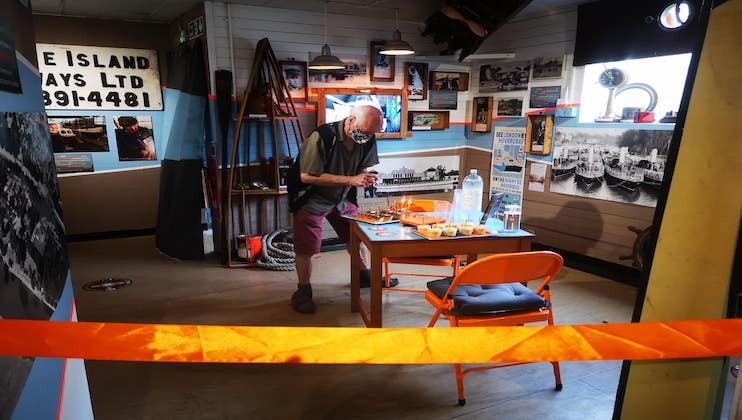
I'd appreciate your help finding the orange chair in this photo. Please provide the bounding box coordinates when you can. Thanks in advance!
[383,199,460,292]
[425,251,564,405]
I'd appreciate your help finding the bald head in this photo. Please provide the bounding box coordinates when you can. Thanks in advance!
[348,105,383,134]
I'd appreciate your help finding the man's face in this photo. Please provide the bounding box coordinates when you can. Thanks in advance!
[124,123,139,134]
[48,123,59,134]
[347,112,381,144]
[285,72,301,90]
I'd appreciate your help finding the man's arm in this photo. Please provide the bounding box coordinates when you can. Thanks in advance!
[300,172,376,187]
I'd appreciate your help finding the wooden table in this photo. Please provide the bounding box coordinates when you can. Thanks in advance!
[348,219,534,328]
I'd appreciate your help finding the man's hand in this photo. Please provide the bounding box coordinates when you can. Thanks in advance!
[349,172,377,187]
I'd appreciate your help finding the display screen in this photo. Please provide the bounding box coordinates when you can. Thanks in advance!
[323,94,402,133]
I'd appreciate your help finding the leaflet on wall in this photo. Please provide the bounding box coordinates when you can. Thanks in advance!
[491,127,526,208]
[36,44,163,110]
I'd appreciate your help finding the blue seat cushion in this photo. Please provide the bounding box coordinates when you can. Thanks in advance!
[427,277,546,316]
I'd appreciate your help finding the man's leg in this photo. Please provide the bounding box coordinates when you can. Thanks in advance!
[291,209,324,313]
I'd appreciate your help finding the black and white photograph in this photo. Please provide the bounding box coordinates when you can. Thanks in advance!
[48,115,109,153]
[479,62,531,92]
[308,54,366,84]
[497,97,523,117]
[370,41,394,82]
[404,62,428,100]
[113,115,157,161]
[532,55,566,79]
[279,60,308,103]
[363,155,460,198]
[549,127,673,206]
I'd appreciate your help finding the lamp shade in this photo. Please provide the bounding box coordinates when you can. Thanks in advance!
[308,44,345,70]
[379,29,415,55]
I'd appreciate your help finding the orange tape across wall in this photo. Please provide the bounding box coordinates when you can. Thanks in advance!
[1,319,741,364]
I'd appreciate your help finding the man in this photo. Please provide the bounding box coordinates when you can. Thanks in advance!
[290,105,397,314]
[114,116,157,160]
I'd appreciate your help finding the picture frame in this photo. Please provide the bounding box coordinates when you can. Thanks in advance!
[428,89,458,110]
[369,41,394,82]
[404,62,428,100]
[529,86,562,109]
[479,62,530,92]
[279,60,308,103]
[525,114,554,155]
[496,97,524,117]
[430,71,469,91]
[408,110,450,130]
[278,60,309,102]
[471,97,493,132]
[532,55,566,79]
[316,87,409,139]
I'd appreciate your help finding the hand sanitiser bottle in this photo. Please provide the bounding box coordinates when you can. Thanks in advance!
[461,169,484,222]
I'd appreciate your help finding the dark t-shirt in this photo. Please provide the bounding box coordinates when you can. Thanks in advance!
[299,119,379,215]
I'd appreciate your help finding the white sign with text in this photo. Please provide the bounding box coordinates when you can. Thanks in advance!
[36,44,163,110]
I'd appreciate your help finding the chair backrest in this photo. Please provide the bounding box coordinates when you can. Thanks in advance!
[451,251,563,293]
[393,199,452,212]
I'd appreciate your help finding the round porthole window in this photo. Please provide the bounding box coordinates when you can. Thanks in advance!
[659,2,694,30]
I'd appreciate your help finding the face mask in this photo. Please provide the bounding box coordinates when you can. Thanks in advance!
[349,128,373,144]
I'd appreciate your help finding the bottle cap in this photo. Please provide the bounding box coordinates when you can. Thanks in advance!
[470,169,477,174]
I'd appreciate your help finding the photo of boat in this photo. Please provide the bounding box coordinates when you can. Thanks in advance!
[549,127,672,206]
[574,149,604,191]
[604,147,644,192]
[365,156,460,198]
[48,115,109,153]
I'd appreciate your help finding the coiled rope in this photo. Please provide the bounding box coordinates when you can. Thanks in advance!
[255,230,296,271]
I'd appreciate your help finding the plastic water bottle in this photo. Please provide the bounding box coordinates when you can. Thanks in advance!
[461,169,484,223]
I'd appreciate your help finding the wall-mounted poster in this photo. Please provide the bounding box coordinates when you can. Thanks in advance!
[497,97,523,117]
[491,126,526,209]
[113,115,157,161]
[54,153,94,173]
[472,97,493,132]
[428,90,458,110]
[370,41,394,82]
[308,53,366,84]
[479,62,531,92]
[532,56,566,79]
[529,86,562,109]
[36,44,163,110]
[365,155,460,198]
[525,114,553,155]
[0,18,22,93]
[48,115,109,152]
[430,71,469,91]
[279,60,308,103]
[549,127,672,207]
[409,111,449,130]
[404,62,428,100]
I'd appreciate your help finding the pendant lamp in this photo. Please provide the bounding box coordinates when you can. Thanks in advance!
[308,3,345,70]
[380,9,415,56]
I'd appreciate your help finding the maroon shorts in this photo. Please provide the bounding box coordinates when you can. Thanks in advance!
[293,204,358,256]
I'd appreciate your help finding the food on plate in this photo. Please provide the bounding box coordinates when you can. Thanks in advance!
[458,225,474,236]
[473,224,487,235]
[443,226,458,237]
[417,224,431,233]
[427,227,443,237]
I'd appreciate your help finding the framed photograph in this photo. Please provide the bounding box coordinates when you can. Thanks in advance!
[428,90,458,110]
[532,55,565,79]
[308,53,366,85]
[525,114,554,155]
[497,97,523,117]
[471,97,493,133]
[404,62,428,100]
[409,111,450,130]
[430,71,469,91]
[48,115,109,152]
[479,62,530,92]
[279,60,308,103]
[370,41,394,82]
[529,86,562,109]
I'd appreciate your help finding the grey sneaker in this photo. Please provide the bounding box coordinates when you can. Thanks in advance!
[291,286,315,314]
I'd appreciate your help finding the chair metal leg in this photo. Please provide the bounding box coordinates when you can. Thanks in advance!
[552,361,563,390]
[455,364,466,405]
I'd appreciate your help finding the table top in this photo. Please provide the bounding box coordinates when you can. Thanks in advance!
[354,215,534,243]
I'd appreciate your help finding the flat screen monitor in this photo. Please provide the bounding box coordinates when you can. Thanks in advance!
[317,88,409,139]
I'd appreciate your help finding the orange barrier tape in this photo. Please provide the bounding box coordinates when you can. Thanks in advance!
[1,319,740,364]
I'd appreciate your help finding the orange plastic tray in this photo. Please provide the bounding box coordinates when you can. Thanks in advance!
[343,215,399,225]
